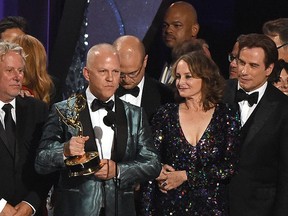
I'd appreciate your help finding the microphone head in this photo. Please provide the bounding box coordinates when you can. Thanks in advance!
[94,126,103,140]
[103,110,116,127]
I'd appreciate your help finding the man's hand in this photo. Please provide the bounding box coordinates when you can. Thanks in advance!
[14,202,33,216]
[64,136,89,157]
[94,159,117,180]
[0,203,17,216]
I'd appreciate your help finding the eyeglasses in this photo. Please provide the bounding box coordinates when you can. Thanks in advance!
[228,53,237,63]
[120,64,143,78]
[277,42,288,49]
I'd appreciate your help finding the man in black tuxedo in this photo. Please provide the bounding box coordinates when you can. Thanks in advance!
[0,42,51,215]
[223,33,288,216]
[113,35,174,123]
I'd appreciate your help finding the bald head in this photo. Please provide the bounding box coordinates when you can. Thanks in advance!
[113,35,147,89]
[83,43,120,101]
[169,1,198,22]
[86,43,119,68]
[113,35,146,63]
[162,1,199,49]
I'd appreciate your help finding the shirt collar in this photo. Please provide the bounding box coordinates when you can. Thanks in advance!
[85,87,115,110]
[237,81,267,103]
[0,98,16,109]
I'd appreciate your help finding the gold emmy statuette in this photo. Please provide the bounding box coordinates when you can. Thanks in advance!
[56,94,101,177]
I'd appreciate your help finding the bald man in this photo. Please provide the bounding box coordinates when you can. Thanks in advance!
[114,35,174,123]
[162,1,199,49]
[145,1,201,84]
[35,43,161,216]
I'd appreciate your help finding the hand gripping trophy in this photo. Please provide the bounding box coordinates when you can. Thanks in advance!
[56,94,101,177]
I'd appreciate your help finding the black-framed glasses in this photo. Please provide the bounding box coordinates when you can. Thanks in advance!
[120,64,143,78]
[228,53,237,63]
[277,42,288,49]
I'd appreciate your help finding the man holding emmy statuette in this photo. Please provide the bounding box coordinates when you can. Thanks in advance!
[35,43,161,216]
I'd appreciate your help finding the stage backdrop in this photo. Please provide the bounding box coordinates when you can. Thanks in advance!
[1,0,288,101]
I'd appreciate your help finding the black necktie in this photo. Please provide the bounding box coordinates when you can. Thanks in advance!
[2,104,16,155]
[91,99,114,112]
[235,89,259,106]
[117,86,140,97]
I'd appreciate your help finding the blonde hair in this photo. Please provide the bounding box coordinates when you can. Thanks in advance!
[13,34,53,104]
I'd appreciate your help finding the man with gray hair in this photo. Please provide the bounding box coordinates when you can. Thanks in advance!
[0,41,51,216]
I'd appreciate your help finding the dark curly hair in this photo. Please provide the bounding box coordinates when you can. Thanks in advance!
[0,16,28,35]
[171,50,225,111]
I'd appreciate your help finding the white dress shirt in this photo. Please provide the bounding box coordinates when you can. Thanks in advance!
[0,99,16,127]
[86,88,115,159]
[238,82,267,126]
[160,63,174,85]
[119,76,144,107]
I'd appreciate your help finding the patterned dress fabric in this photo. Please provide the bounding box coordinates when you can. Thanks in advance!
[142,103,241,216]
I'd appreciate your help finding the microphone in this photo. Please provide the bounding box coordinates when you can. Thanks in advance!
[94,126,104,159]
[103,110,119,216]
[103,110,116,130]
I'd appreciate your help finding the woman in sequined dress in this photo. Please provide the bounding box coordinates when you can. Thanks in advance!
[142,51,241,216]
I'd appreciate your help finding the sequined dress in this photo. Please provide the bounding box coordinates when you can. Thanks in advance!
[142,103,241,216]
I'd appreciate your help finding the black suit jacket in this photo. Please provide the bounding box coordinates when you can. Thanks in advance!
[136,76,175,123]
[223,79,288,216]
[0,96,51,215]
[116,76,174,123]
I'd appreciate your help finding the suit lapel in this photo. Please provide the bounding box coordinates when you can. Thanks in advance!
[79,94,128,161]
[80,104,98,152]
[224,79,239,111]
[114,97,128,162]
[141,76,158,121]
[242,85,277,147]
[15,97,30,165]
[0,119,12,156]
[79,94,98,152]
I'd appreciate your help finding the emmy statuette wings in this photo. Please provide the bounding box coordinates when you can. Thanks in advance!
[55,94,101,177]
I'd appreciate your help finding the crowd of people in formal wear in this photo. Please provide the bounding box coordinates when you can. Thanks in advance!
[0,1,288,216]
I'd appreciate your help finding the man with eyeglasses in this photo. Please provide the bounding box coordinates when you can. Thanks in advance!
[263,18,288,62]
[228,41,239,79]
[114,35,174,123]
[263,18,288,96]
[228,35,246,79]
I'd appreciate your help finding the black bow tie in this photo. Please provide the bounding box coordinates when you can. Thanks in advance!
[235,89,259,106]
[117,86,140,97]
[91,99,114,111]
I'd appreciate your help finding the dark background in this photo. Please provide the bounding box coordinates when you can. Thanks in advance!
[1,0,287,98]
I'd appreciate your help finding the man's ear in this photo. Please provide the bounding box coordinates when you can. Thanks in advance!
[265,63,274,77]
[83,67,90,81]
[191,23,200,37]
[143,54,148,68]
